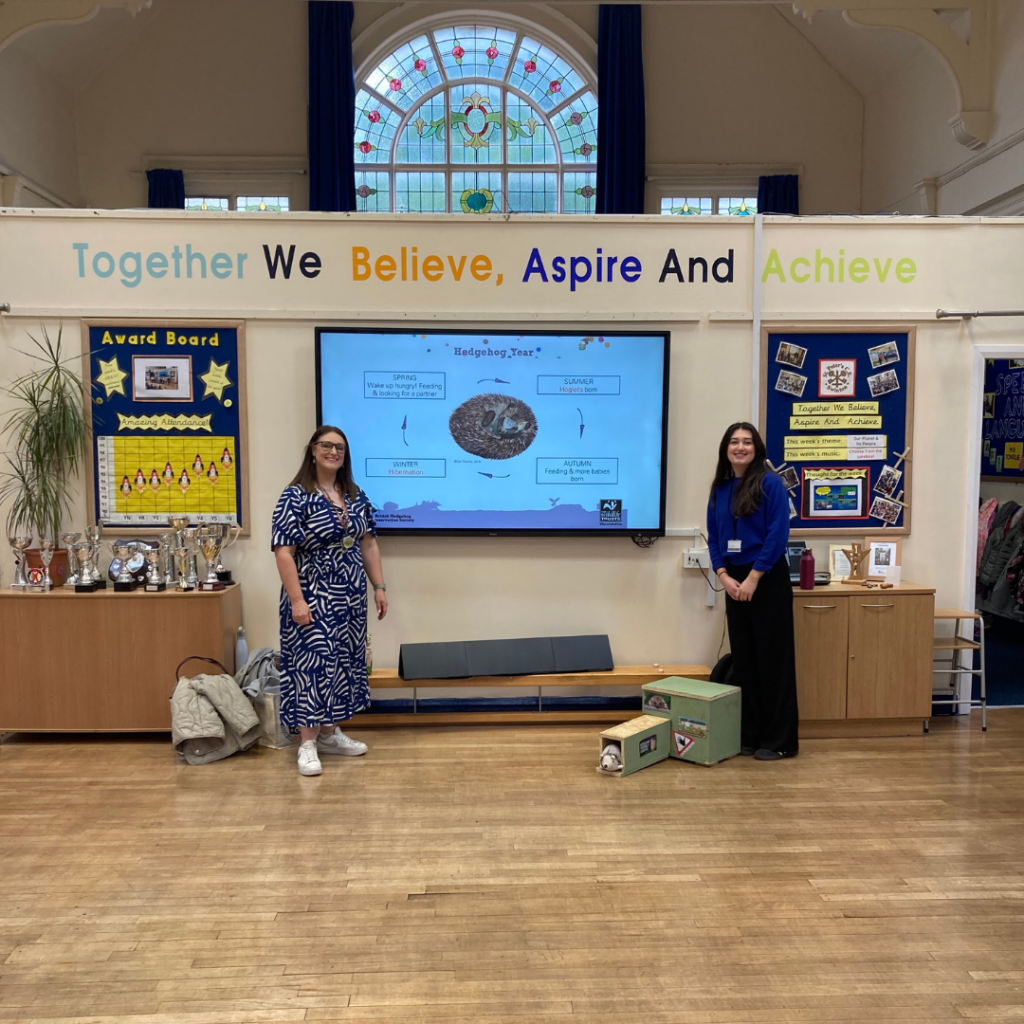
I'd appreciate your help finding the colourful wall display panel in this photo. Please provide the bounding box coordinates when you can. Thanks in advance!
[83,322,248,532]
[982,357,1024,480]
[760,327,915,536]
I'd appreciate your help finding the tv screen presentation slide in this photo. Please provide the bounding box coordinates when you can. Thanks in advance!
[316,329,669,535]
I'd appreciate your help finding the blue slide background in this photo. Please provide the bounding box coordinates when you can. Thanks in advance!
[318,330,667,532]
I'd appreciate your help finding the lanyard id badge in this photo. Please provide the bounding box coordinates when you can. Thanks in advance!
[727,539,743,554]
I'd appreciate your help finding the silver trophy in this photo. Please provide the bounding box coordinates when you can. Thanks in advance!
[8,532,33,589]
[84,526,104,588]
[173,546,192,590]
[72,539,97,592]
[38,536,55,590]
[158,532,176,586]
[198,527,225,590]
[60,531,82,586]
[144,547,166,592]
[109,539,136,591]
[181,527,201,589]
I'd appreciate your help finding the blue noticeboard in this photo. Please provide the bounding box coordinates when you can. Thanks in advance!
[982,358,1024,480]
[760,329,914,535]
[86,323,248,531]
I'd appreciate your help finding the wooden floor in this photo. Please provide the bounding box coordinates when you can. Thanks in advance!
[2,713,1024,1024]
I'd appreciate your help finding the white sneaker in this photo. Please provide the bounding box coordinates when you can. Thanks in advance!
[317,727,368,756]
[297,740,322,776]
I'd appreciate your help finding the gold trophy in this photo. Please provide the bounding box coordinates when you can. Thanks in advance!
[198,527,225,591]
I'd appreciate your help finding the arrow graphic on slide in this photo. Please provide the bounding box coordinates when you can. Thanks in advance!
[478,472,510,479]
[577,408,585,439]
[401,414,409,447]
[477,377,510,384]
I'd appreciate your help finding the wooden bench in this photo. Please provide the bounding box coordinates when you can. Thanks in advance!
[353,664,712,725]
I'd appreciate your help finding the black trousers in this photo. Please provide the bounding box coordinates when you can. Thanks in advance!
[724,558,799,753]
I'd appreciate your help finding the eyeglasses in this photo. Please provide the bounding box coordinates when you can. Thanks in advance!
[314,441,346,454]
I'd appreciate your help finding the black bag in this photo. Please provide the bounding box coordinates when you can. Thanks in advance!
[709,653,734,687]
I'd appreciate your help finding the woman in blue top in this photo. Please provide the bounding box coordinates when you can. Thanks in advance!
[707,422,798,760]
[272,425,388,777]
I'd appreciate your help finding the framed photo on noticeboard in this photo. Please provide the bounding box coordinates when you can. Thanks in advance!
[760,324,915,538]
[81,320,250,536]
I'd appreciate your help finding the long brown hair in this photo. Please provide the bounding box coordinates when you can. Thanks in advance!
[289,425,359,500]
[709,421,768,517]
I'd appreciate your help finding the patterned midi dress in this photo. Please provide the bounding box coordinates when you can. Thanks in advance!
[271,485,376,729]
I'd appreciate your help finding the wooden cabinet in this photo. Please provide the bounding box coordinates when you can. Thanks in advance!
[0,586,242,732]
[793,582,935,737]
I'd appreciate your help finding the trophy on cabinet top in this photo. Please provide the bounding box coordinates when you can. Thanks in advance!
[198,527,225,591]
[841,542,871,583]
[109,540,137,592]
[8,532,33,589]
[173,546,193,591]
[84,525,106,589]
[73,539,100,592]
[143,547,166,592]
[60,531,82,586]
[37,536,55,591]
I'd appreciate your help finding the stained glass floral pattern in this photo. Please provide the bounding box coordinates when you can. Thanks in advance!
[364,36,442,110]
[185,197,230,212]
[506,37,585,112]
[450,85,503,164]
[356,22,595,213]
[662,197,713,216]
[563,172,597,214]
[451,172,503,214]
[237,196,290,212]
[397,93,446,164]
[434,26,516,81]
[555,90,597,163]
[355,172,390,212]
[355,90,397,163]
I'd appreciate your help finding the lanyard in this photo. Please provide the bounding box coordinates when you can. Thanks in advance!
[320,488,354,549]
[730,478,740,541]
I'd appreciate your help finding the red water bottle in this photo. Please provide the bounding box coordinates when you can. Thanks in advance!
[799,549,815,590]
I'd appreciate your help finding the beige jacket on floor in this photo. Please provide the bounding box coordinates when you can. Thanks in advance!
[171,672,260,765]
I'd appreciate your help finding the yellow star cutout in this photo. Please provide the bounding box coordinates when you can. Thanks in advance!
[199,359,233,402]
[95,357,127,398]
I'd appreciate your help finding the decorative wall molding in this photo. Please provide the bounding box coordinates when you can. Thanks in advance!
[0,0,151,53]
[792,0,993,149]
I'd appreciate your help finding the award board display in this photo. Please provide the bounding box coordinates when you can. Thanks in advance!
[83,321,248,533]
[760,327,914,536]
[981,357,1024,480]
[316,328,669,536]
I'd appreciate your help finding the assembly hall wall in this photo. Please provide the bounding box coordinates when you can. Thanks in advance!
[1,212,1022,674]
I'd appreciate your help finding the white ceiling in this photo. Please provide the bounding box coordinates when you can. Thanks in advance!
[8,2,161,93]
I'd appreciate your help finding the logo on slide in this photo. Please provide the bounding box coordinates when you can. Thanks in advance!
[599,498,622,524]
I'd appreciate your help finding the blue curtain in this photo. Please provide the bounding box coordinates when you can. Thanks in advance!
[596,5,646,214]
[146,169,184,209]
[308,1,356,212]
[758,175,799,215]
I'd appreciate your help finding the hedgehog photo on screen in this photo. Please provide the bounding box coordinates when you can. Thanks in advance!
[449,393,539,460]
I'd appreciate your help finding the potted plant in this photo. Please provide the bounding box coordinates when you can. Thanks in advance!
[1,324,88,585]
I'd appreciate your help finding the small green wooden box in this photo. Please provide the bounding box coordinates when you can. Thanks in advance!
[640,676,741,765]
[596,715,671,777]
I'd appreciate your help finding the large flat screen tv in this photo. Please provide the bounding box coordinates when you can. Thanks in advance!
[316,328,669,536]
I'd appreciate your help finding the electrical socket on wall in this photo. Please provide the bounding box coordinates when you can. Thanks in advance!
[683,547,710,569]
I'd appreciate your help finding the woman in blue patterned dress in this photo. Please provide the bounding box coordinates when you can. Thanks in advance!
[272,425,388,777]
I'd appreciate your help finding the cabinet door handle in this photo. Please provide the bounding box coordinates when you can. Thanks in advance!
[861,603,895,608]
[802,604,837,609]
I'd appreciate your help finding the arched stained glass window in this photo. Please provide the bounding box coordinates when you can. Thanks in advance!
[355,22,597,214]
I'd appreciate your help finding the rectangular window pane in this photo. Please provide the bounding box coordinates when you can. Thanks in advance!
[356,172,390,212]
[555,91,598,163]
[507,172,557,214]
[451,171,502,213]
[185,197,229,212]
[562,172,596,214]
[395,172,447,212]
[236,196,289,212]
[661,197,712,216]
[356,89,398,164]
